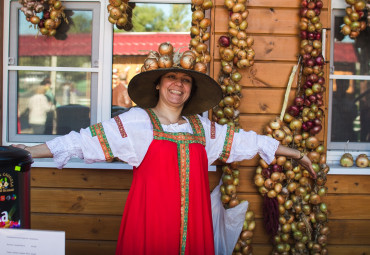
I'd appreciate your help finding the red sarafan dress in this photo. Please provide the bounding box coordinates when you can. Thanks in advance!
[116,109,215,255]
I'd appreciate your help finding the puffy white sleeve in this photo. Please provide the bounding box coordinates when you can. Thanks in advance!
[200,116,279,165]
[46,107,153,169]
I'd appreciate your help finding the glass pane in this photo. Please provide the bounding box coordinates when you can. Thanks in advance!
[18,9,92,68]
[333,11,370,76]
[111,3,191,117]
[17,71,91,135]
[331,79,370,142]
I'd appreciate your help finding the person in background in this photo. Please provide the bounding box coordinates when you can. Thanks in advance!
[112,72,132,109]
[62,82,79,105]
[27,85,52,134]
[41,77,56,134]
[13,66,316,255]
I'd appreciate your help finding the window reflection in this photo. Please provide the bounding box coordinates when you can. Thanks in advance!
[331,12,370,143]
[18,10,93,68]
[17,71,91,135]
[333,13,370,76]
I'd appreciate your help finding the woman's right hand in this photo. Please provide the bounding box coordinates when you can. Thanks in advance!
[298,155,317,179]
[11,144,53,158]
[11,144,28,150]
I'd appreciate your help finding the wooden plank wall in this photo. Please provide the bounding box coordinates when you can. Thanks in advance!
[27,0,370,255]
[209,0,370,254]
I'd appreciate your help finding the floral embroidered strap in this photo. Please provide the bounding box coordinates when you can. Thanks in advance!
[218,124,240,162]
[89,123,114,161]
[211,121,216,139]
[114,115,127,138]
[145,109,205,255]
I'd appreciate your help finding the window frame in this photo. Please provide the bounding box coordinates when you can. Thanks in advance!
[3,0,102,144]
[327,3,370,172]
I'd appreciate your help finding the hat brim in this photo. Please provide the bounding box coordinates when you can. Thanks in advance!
[128,68,223,115]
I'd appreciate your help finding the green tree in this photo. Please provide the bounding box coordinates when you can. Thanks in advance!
[131,6,166,32]
[68,11,93,34]
[166,5,191,32]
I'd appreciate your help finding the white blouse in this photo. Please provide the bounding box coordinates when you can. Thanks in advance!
[46,107,279,169]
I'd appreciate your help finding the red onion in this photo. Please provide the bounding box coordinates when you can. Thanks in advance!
[316,93,323,100]
[305,80,313,88]
[302,122,310,131]
[305,58,315,67]
[300,7,308,17]
[314,8,321,16]
[300,31,307,39]
[262,168,272,178]
[313,118,322,126]
[308,32,315,40]
[218,36,231,47]
[310,125,322,135]
[303,53,311,60]
[317,76,325,85]
[316,0,323,9]
[288,105,300,117]
[315,55,325,66]
[294,97,305,106]
[308,73,318,82]
[307,1,316,9]
[308,95,317,102]
[306,120,314,129]
[272,164,282,173]
[38,19,45,28]
[315,32,322,40]
[301,0,308,8]
[304,98,311,106]
[43,11,50,19]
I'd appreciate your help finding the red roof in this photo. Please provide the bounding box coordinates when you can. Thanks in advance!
[334,42,358,63]
[19,34,92,56]
[113,33,191,55]
[18,33,191,56]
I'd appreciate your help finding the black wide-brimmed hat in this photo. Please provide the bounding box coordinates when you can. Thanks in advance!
[128,67,223,115]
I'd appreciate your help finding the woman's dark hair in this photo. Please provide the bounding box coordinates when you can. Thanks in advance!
[41,77,51,85]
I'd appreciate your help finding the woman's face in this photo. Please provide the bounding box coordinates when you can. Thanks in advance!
[157,72,193,109]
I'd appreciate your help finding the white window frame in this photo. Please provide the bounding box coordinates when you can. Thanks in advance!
[6,0,101,143]
[327,0,370,174]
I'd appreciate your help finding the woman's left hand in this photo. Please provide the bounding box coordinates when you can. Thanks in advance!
[298,155,317,179]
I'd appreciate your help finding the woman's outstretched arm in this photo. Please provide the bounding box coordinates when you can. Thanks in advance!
[12,144,53,158]
[275,144,316,179]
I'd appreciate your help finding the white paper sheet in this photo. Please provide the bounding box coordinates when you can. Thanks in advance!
[0,229,65,255]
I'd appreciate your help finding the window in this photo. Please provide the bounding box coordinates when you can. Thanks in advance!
[327,3,370,166]
[111,2,192,117]
[2,0,194,168]
[4,1,100,143]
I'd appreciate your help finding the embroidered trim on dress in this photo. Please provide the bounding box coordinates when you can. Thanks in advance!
[211,121,216,139]
[89,123,114,161]
[145,108,205,255]
[218,124,236,162]
[178,143,190,255]
[146,109,163,131]
[114,116,127,138]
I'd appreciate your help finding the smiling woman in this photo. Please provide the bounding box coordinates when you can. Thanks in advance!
[13,48,315,254]
[155,72,193,116]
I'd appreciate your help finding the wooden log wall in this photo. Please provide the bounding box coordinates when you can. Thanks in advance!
[11,0,368,254]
